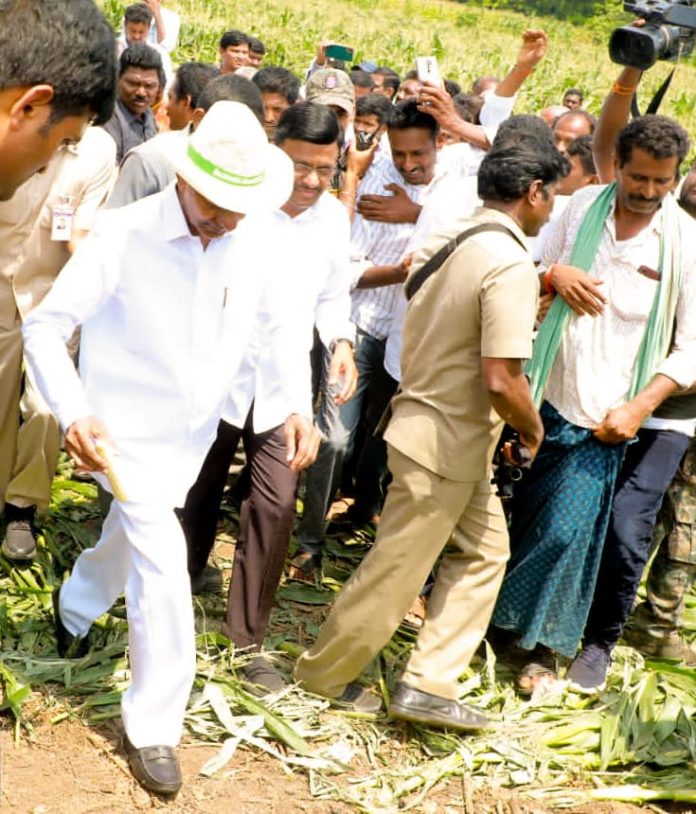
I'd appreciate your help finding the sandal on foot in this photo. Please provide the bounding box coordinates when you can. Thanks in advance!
[517,654,557,698]
[287,551,321,583]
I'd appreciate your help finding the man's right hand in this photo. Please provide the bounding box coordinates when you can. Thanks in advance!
[548,263,607,316]
[345,137,378,180]
[65,416,113,474]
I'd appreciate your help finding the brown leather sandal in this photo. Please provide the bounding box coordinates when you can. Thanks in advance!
[517,649,558,698]
[287,551,321,583]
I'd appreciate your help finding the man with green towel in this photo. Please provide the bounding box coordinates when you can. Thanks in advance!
[491,115,696,696]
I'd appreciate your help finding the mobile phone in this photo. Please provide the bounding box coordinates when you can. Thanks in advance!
[415,56,442,86]
[356,129,377,151]
[325,43,355,62]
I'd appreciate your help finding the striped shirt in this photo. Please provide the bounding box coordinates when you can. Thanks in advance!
[350,158,439,340]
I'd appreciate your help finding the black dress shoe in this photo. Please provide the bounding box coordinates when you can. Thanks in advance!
[124,736,182,795]
[53,587,90,658]
[190,564,223,595]
[239,654,288,696]
[388,682,490,732]
[2,504,38,561]
[330,682,383,714]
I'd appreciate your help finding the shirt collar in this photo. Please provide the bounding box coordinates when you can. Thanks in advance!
[117,97,151,126]
[160,182,197,243]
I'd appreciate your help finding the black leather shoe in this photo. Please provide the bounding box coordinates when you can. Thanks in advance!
[124,736,182,795]
[388,682,490,732]
[190,564,223,595]
[2,504,38,561]
[330,682,383,714]
[53,587,90,658]
[239,654,287,696]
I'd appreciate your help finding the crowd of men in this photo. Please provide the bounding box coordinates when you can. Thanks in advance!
[2,0,695,799]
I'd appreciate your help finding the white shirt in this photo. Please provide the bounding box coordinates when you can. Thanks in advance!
[23,184,268,505]
[437,91,517,178]
[383,173,479,381]
[223,192,354,432]
[530,194,571,263]
[540,185,696,428]
[350,159,440,340]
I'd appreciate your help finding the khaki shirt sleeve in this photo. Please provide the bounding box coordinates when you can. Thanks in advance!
[480,257,538,359]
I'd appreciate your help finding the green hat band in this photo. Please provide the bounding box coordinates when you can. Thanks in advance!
[187,142,266,187]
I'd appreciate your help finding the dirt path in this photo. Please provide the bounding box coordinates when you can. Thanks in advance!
[1,718,667,814]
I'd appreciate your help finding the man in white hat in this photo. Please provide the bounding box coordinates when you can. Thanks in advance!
[22,101,297,796]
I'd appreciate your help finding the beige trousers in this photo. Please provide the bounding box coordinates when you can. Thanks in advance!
[6,362,62,510]
[0,315,61,512]
[295,444,509,700]
[0,319,23,512]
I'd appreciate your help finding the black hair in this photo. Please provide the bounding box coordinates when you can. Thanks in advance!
[220,30,249,49]
[118,43,165,91]
[471,75,499,96]
[566,134,596,176]
[124,3,152,26]
[494,114,554,148]
[554,108,596,133]
[374,66,400,94]
[563,87,584,102]
[403,69,419,81]
[197,74,264,124]
[389,98,438,138]
[444,78,461,98]
[478,138,570,202]
[350,70,375,90]
[252,66,300,105]
[276,101,341,147]
[0,0,117,126]
[248,36,266,55]
[452,92,483,125]
[356,93,393,125]
[174,62,219,110]
[616,114,690,167]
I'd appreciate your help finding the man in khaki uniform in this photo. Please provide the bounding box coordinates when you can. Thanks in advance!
[295,134,568,728]
[0,127,117,560]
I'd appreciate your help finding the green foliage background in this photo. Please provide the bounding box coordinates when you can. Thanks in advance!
[100,0,696,128]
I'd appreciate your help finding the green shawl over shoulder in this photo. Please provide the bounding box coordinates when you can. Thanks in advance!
[527,183,683,406]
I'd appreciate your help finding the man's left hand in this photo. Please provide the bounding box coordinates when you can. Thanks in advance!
[327,340,358,404]
[593,402,644,444]
[357,184,422,223]
[284,414,321,472]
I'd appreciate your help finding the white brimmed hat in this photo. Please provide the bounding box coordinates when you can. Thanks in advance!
[168,100,293,214]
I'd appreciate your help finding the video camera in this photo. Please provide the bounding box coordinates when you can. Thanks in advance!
[610,0,696,69]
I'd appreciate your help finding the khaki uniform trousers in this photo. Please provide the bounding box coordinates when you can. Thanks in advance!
[0,317,23,512]
[295,444,509,700]
[0,315,62,512]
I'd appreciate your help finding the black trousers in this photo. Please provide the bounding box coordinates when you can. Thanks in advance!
[181,415,298,650]
[583,428,691,651]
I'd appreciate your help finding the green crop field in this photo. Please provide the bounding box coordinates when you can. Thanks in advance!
[100,0,696,133]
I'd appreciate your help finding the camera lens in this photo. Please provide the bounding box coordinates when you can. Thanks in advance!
[609,25,661,68]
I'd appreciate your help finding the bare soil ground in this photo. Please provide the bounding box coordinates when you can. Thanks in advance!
[2,718,685,814]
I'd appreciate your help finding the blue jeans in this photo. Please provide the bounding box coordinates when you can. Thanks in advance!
[296,327,394,555]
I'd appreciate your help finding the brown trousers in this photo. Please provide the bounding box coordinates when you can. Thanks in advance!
[181,416,298,650]
[295,444,509,700]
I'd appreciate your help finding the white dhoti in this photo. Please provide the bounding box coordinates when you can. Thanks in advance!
[58,499,196,748]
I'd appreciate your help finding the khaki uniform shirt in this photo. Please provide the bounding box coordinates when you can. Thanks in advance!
[384,207,538,482]
[0,127,116,329]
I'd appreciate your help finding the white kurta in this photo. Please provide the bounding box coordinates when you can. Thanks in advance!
[23,183,269,505]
